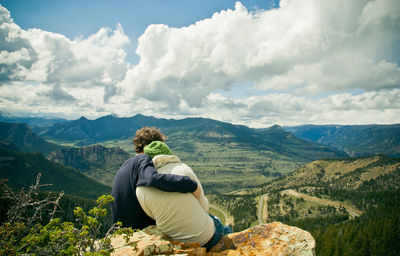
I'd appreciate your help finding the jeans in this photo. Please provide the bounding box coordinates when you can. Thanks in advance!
[203,215,233,251]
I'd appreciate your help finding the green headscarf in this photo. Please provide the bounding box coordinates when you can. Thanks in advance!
[143,141,172,158]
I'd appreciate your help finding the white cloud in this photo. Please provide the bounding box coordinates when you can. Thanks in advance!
[263,57,400,94]
[1,1,400,126]
[120,0,400,112]
[196,89,400,127]
[0,5,130,103]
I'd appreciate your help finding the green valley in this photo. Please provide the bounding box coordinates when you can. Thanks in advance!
[45,115,344,193]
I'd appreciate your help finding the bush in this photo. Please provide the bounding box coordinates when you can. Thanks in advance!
[0,174,132,255]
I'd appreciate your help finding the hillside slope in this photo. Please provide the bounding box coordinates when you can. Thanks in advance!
[0,122,62,155]
[246,155,400,255]
[255,155,400,195]
[0,147,111,199]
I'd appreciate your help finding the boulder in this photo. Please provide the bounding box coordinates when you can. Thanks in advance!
[111,222,315,256]
[209,222,315,255]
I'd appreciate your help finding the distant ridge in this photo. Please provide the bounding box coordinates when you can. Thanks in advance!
[0,112,66,127]
[285,124,400,157]
[34,114,170,144]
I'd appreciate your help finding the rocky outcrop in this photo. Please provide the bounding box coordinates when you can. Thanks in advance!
[47,144,132,185]
[48,144,130,172]
[111,222,315,256]
[48,145,130,171]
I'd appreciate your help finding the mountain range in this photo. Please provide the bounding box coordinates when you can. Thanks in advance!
[32,114,346,160]
[0,115,348,193]
[14,114,397,158]
[1,114,399,193]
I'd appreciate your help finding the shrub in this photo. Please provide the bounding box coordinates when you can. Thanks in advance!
[0,174,132,255]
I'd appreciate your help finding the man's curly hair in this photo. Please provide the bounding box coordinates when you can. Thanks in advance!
[133,127,166,153]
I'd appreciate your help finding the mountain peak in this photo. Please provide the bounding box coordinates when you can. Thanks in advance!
[97,114,119,121]
[77,116,88,121]
[270,124,283,130]
[104,113,119,118]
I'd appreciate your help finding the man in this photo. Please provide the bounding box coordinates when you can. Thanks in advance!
[111,127,201,229]
[137,140,232,250]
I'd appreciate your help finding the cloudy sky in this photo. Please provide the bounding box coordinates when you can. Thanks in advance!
[0,0,399,128]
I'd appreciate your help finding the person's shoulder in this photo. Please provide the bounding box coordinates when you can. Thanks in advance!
[179,162,193,171]
[122,154,139,164]
[135,153,152,161]
[173,162,194,175]
[123,154,151,166]
[118,154,143,169]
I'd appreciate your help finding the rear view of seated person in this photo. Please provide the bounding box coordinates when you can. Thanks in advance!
[136,141,232,250]
[111,127,200,230]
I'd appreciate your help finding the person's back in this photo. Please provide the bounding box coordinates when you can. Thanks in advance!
[111,127,198,229]
[136,154,215,246]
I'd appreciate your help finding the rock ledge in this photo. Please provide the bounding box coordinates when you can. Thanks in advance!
[111,222,315,256]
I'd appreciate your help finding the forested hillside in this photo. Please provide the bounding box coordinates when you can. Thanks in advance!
[246,155,400,255]
[0,147,111,199]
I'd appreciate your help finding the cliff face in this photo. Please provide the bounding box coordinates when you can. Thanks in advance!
[48,144,131,186]
[110,222,315,256]
[48,144,130,172]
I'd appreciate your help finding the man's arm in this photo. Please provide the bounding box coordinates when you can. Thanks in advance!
[192,185,201,199]
[136,154,198,193]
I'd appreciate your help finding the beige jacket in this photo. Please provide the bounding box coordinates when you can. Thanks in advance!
[136,155,215,245]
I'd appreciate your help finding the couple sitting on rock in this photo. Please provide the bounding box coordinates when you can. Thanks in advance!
[111,127,232,250]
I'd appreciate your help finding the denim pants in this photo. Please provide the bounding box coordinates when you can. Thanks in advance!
[203,215,233,251]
